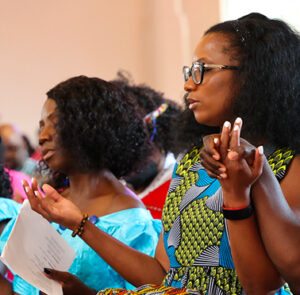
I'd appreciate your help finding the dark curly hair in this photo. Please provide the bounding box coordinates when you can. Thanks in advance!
[46,76,149,178]
[202,12,300,152]
[111,72,182,156]
[0,138,13,198]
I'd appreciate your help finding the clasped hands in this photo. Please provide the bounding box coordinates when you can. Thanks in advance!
[199,118,265,207]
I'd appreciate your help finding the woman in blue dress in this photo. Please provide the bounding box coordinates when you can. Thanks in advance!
[0,76,161,294]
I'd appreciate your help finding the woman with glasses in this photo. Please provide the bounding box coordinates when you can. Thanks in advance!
[197,15,300,295]
[23,12,299,295]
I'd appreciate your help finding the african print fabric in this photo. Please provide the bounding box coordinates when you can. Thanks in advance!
[98,147,295,295]
[161,146,295,294]
[267,147,295,181]
[162,147,241,294]
[97,284,201,295]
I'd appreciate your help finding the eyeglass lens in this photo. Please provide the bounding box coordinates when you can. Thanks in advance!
[192,64,202,84]
[183,64,203,84]
[183,66,190,82]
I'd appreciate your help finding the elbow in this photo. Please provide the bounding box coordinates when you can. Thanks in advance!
[279,265,300,294]
[275,253,300,286]
[244,286,283,295]
[290,283,300,295]
[241,277,285,295]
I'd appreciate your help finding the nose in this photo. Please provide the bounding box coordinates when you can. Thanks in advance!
[38,126,53,146]
[184,77,197,92]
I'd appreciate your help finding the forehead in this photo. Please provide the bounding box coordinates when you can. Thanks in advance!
[193,32,234,64]
[41,98,57,119]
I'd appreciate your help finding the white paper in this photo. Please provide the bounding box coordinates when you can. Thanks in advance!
[0,200,76,295]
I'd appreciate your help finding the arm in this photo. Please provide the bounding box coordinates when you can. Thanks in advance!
[0,273,13,295]
[252,155,300,292]
[202,119,284,294]
[78,223,168,286]
[42,232,169,294]
[23,181,169,287]
[201,129,300,293]
[0,221,13,295]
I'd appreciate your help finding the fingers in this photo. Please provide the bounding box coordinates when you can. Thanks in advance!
[228,145,256,164]
[44,269,97,295]
[202,134,221,160]
[229,117,242,149]
[22,179,51,219]
[220,121,231,159]
[22,179,40,207]
[200,148,227,179]
[44,268,70,283]
[252,146,264,178]
[31,177,39,194]
[42,184,63,202]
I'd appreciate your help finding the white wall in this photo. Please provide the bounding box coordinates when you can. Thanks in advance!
[220,0,300,31]
[0,0,220,145]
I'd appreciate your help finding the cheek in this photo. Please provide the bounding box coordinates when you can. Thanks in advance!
[194,80,236,126]
[211,75,236,107]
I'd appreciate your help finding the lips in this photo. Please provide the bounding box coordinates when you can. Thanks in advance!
[42,149,55,161]
[187,97,200,110]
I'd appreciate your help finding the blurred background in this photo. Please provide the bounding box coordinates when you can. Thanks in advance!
[0,0,299,144]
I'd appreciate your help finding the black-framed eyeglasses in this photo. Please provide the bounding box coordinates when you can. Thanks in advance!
[183,62,238,85]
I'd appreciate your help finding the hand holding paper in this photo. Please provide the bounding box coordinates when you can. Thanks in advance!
[23,178,83,230]
[1,200,76,295]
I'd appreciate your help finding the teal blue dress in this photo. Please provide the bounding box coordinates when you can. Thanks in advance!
[0,197,21,252]
[0,207,161,294]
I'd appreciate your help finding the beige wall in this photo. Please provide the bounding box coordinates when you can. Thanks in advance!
[0,0,220,144]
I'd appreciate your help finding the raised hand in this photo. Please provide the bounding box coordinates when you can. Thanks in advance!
[219,119,264,206]
[200,118,256,179]
[22,178,83,230]
[200,133,225,179]
[43,269,97,295]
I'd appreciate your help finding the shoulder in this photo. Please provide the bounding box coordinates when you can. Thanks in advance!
[0,198,21,221]
[280,154,300,217]
[111,191,145,212]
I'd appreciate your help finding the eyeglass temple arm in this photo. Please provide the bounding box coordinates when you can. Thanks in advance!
[204,64,238,70]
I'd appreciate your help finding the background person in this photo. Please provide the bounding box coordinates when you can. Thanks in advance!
[0,124,37,176]
[112,72,182,219]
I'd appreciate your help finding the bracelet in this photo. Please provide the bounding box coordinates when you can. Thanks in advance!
[222,203,254,220]
[0,260,7,276]
[71,213,88,237]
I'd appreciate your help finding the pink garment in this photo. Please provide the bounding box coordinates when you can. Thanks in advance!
[5,168,31,203]
[30,147,42,161]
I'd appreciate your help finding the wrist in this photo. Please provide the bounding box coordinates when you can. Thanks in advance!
[222,188,251,208]
[222,202,254,220]
[69,211,85,230]
[71,213,89,237]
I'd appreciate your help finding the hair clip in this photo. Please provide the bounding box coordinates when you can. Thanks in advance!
[143,103,168,123]
[232,20,249,45]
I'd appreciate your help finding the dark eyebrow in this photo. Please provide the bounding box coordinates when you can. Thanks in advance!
[193,58,212,64]
[48,111,58,121]
[39,110,58,127]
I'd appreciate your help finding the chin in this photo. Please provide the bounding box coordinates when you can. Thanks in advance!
[45,158,59,171]
[193,112,212,126]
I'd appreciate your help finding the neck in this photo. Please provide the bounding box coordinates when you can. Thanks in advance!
[66,169,123,209]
